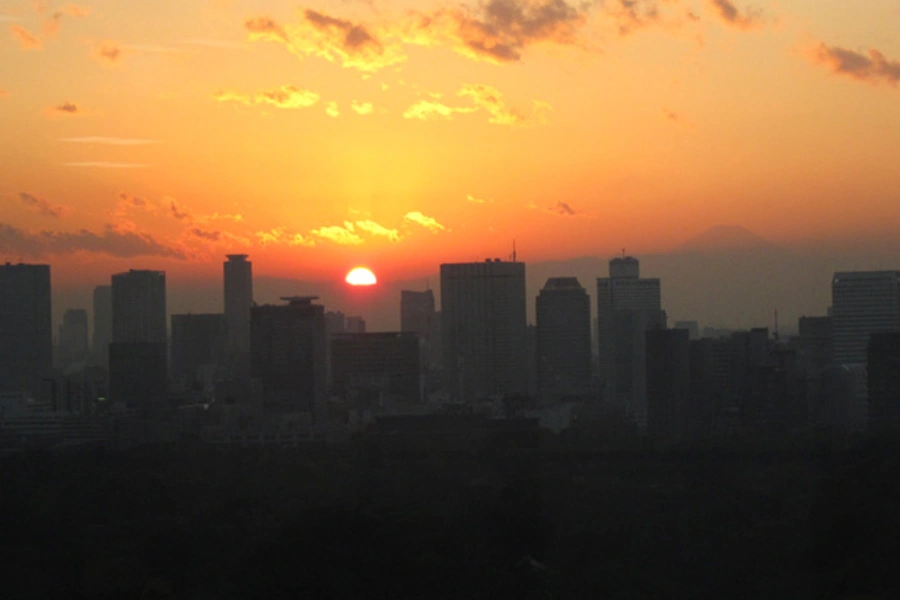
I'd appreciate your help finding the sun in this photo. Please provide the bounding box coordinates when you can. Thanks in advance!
[345,266,377,286]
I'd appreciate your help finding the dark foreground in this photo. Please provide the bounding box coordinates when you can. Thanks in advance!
[3,434,900,599]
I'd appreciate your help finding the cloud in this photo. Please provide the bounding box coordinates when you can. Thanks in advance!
[43,4,89,38]
[707,0,763,30]
[0,222,185,260]
[311,225,364,245]
[351,101,374,115]
[402,99,475,120]
[406,0,589,64]
[180,38,246,49]
[325,101,340,117]
[170,199,190,220]
[200,212,243,223]
[19,192,69,218]
[354,220,401,241]
[64,162,149,168]
[10,25,41,49]
[458,83,524,125]
[46,102,82,118]
[245,10,404,72]
[215,85,320,109]
[662,108,679,122]
[404,211,445,232]
[811,44,900,86]
[604,0,662,36]
[255,228,316,247]
[191,228,220,241]
[60,136,159,145]
[467,193,493,204]
[547,201,577,216]
[93,42,124,64]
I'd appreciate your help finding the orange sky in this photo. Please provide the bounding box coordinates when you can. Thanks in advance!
[2,0,900,287]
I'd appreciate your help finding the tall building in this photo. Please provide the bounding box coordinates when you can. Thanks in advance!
[832,271,900,365]
[170,314,227,388]
[868,332,900,433]
[345,316,366,334]
[646,328,691,442]
[401,289,441,372]
[597,256,665,424]
[224,254,253,357]
[441,259,527,401]
[91,285,112,368]
[250,296,327,418]
[110,270,167,409]
[331,332,421,404]
[57,309,89,368]
[536,277,592,403]
[0,263,52,399]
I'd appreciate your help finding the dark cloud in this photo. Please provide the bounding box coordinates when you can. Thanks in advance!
[19,192,68,218]
[812,44,900,86]
[607,0,661,35]
[0,222,185,260]
[244,17,287,41]
[663,108,679,122]
[304,9,382,52]
[170,200,190,220]
[708,0,763,30]
[94,43,123,64]
[52,102,79,114]
[192,228,221,241]
[549,201,577,216]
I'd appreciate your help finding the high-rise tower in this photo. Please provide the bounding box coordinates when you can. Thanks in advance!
[0,263,52,399]
[224,254,253,357]
[832,271,900,365]
[536,277,592,403]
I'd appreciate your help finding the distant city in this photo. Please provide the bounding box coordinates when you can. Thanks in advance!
[1,254,899,451]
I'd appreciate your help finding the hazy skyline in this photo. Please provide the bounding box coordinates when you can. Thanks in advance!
[2,0,900,291]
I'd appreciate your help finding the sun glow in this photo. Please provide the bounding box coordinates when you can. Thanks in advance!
[345,267,377,286]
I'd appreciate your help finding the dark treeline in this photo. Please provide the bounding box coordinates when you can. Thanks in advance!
[4,432,900,599]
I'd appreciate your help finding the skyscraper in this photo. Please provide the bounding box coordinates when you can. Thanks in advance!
[0,263,52,399]
[867,332,900,433]
[597,256,665,425]
[224,254,253,357]
[401,288,441,371]
[110,270,167,409]
[57,308,89,368]
[646,328,691,442]
[832,271,900,365]
[536,277,592,403]
[170,313,227,388]
[331,332,421,404]
[250,296,327,418]
[91,285,112,368]
[441,259,527,401]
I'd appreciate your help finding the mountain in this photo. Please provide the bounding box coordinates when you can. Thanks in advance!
[674,225,780,254]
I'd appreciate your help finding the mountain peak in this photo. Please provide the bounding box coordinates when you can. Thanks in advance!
[675,225,777,253]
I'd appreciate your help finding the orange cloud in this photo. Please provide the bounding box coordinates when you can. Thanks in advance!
[325,101,340,117]
[0,222,185,259]
[311,224,364,245]
[43,4,89,38]
[403,84,550,125]
[19,192,70,218]
[351,101,374,115]
[707,0,764,30]
[93,42,124,64]
[402,99,475,121]
[10,25,41,49]
[404,211,445,232]
[354,220,401,241]
[811,44,900,86]
[215,85,320,109]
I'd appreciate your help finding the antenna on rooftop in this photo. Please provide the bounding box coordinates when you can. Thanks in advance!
[773,309,780,342]
[512,239,517,262]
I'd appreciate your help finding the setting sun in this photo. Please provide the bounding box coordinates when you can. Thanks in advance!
[345,267,377,286]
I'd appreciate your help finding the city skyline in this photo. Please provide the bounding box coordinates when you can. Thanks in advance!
[2,0,900,290]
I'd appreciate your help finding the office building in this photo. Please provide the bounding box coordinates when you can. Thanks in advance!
[91,285,112,368]
[646,328,690,442]
[536,277,592,403]
[597,256,665,424]
[170,313,227,388]
[832,271,900,365]
[673,320,700,340]
[110,270,167,409]
[331,332,421,404]
[345,316,366,334]
[868,332,900,433]
[224,254,253,356]
[441,259,527,401]
[57,309,89,368]
[0,263,52,399]
[401,289,441,372]
[250,296,327,418]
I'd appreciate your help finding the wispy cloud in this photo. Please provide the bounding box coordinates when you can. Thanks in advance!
[215,85,320,110]
[19,192,70,218]
[325,101,340,117]
[810,44,900,86]
[10,25,41,49]
[59,136,160,145]
[351,101,374,115]
[311,224,364,245]
[64,162,150,169]
[93,42,124,64]
[403,84,550,126]
[180,38,246,49]
[467,193,493,204]
[404,211,445,232]
[547,201,576,216]
[43,4,89,38]
[707,0,764,30]
[402,99,475,121]
[0,222,185,260]
[255,228,316,247]
[354,219,401,241]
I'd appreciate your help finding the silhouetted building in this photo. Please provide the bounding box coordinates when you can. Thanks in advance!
[832,271,900,365]
[597,257,665,425]
[0,263,52,400]
[868,332,900,433]
[110,270,167,409]
[91,285,112,368]
[250,296,327,419]
[674,320,700,340]
[401,289,441,370]
[793,315,833,425]
[170,313,227,389]
[57,308,89,370]
[331,332,421,404]
[345,316,366,334]
[536,277,592,403]
[646,329,690,442]
[441,259,527,401]
[224,254,252,358]
[325,311,346,336]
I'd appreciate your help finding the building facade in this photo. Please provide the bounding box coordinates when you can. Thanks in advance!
[535,277,592,403]
[331,332,421,404]
[170,313,227,388]
[832,271,900,365]
[57,308,89,369]
[0,263,52,399]
[441,259,527,401]
[91,285,112,369]
[224,254,253,357]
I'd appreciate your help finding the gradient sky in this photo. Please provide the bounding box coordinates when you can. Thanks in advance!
[2,0,899,288]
